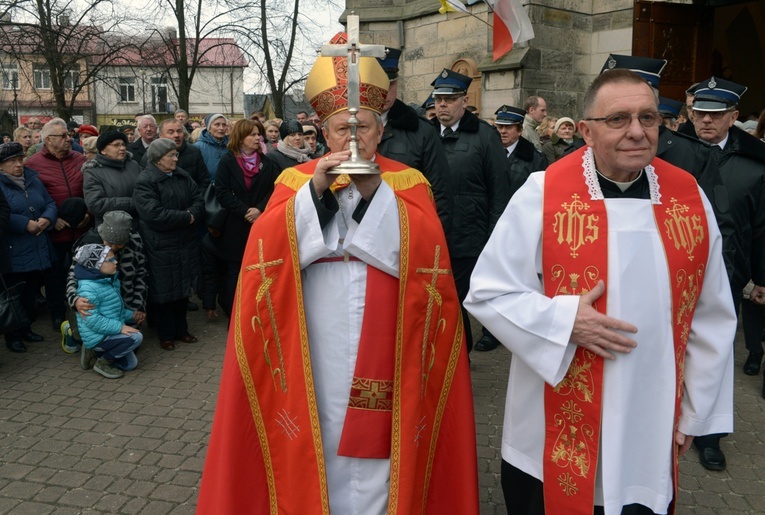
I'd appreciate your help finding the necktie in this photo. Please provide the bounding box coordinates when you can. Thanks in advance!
[442,127,453,138]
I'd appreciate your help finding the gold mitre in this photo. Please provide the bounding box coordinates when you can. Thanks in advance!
[305,32,389,122]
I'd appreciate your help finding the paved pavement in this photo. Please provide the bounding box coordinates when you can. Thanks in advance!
[0,306,762,514]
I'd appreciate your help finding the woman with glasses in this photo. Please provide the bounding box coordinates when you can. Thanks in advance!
[82,131,141,228]
[0,142,57,353]
[134,138,204,350]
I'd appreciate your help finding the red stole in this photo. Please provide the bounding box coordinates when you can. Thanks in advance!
[196,155,479,514]
[541,147,709,515]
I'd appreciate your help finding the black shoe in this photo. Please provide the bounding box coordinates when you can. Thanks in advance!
[6,340,27,353]
[186,300,199,312]
[698,446,726,471]
[51,316,64,332]
[474,334,500,352]
[743,351,763,375]
[23,331,45,343]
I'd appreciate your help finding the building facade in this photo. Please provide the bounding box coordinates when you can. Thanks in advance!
[346,0,765,121]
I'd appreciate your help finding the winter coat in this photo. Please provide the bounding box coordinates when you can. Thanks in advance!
[25,146,89,244]
[213,152,280,258]
[75,272,133,349]
[0,187,9,241]
[431,109,509,259]
[505,136,549,203]
[194,130,229,183]
[266,148,309,172]
[82,153,142,227]
[0,167,57,274]
[713,126,765,291]
[133,162,204,303]
[126,139,149,165]
[66,228,148,312]
[542,134,580,166]
[379,99,452,236]
[140,141,210,192]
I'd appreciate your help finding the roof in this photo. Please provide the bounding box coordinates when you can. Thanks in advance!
[110,37,248,68]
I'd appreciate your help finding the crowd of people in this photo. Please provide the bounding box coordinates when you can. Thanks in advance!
[0,37,762,514]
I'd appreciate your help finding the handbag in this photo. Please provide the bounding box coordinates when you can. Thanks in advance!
[204,183,229,233]
[0,275,31,334]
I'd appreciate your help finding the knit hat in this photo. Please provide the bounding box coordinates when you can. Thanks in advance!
[279,120,304,140]
[97,130,128,152]
[146,138,178,164]
[81,136,98,155]
[78,124,99,137]
[204,113,226,128]
[0,142,24,162]
[554,117,576,134]
[73,243,111,270]
[97,210,132,245]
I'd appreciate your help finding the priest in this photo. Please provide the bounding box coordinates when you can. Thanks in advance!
[197,32,479,515]
[465,69,735,515]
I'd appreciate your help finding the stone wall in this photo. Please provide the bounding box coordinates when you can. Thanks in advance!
[346,1,679,119]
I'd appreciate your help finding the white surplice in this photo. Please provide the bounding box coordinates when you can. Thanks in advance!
[465,169,736,515]
[293,179,400,515]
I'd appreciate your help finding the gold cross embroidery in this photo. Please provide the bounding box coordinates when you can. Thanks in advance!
[359,381,387,410]
[245,239,287,393]
[415,245,451,396]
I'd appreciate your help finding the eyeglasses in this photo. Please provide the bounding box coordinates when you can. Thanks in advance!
[49,133,71,139]
[583,111,662,129]
[163,152,180,159]
[692,109,735,120]
[434,95,464,105]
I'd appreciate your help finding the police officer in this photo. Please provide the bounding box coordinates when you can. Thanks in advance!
[430,68,508,353]
[474,105,547,352]
[691,76,765,471]
[376,48,451,235]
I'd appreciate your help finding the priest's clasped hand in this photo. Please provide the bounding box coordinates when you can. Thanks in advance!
[570,280,638,360]
[312,150,351,197]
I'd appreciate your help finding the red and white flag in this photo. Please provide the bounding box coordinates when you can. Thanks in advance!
[486,0,535,61]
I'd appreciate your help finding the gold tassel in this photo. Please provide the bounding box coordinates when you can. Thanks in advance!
[274,167,312,191]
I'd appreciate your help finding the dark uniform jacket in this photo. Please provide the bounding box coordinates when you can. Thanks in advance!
[431,109,509,259]
[133,163,204,304]
[505,136,549,202]
[379,99,452,235]
[714,126,765,291]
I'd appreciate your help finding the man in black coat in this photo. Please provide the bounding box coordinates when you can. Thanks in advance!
[690,77,765,471]
[475,105,548,352]
[142,119,210,192]
[429,69,509,353]
[127,115,157,164]
[376,48,451,236]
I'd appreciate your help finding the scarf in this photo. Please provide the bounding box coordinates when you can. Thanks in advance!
[236,150,261,190]
[1,170,25,190]
[276,139,312,163]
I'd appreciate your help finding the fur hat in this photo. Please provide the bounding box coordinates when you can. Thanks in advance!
[279,120,304,140]
[146,138,178,164]
[97,210,132,245]
[97,131,128,152]
[73,243,111,270]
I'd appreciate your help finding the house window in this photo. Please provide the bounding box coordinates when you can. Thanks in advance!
[1,64,18,90]
[64,70,80,90]
[119,77,136,102]
[151,76,167,113]
[34,67,51,90]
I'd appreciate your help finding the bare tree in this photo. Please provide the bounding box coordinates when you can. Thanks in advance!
[0,0,141,121]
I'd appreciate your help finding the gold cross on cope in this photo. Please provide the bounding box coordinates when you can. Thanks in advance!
[320,14,386,114]
[415,245,451,395]
[245,239,287,392]
[359,381,389,410]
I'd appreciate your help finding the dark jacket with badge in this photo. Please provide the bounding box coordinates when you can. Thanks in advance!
[133,163,204,303]
[379,99,452,234]
[713,126,765,291]
[431,109,509,259]
[506,136,550,202]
